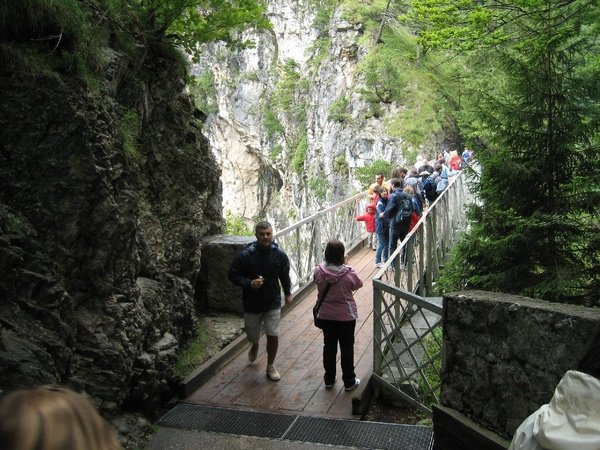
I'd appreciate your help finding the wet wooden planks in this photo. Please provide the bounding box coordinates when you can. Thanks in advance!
[185,245,379,419]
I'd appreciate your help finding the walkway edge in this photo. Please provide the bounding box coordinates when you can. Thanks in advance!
[179,280,316,398]
[179,239,370,400]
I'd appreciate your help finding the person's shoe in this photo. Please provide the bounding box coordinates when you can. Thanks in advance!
[266,365,281,381]
[324,378,336,389]
[345,378,361,391]
[374,262,382,268]
[248,343,258,362]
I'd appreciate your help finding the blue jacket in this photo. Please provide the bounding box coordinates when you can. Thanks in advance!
[375,197,389,234]
[384,189,411,229]
[228,241,292,313]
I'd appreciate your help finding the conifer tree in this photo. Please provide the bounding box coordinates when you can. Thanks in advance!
[409,0,600,304]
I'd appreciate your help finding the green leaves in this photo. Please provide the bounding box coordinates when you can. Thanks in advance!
[428,0,600,304]
[406,0,506,52]
[129,0,270,61]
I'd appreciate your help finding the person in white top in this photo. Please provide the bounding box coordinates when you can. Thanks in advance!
[509,334,600,450]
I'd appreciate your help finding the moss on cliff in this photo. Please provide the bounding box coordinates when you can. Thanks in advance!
[0,0,225,414]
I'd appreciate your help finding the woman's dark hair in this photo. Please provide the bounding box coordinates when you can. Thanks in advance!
[324,239,345,265]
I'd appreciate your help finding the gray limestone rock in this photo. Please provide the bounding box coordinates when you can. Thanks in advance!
[0,47,222,412]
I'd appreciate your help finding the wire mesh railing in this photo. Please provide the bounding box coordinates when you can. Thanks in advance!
[372,169,476,416]
[270,167,476,415]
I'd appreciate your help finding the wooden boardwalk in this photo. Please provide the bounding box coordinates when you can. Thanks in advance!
[185,245,378,419]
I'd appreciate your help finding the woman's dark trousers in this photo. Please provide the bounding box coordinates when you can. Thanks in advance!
[321,319,356,388]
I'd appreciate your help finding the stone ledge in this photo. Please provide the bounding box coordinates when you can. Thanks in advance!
[433,404,510,450]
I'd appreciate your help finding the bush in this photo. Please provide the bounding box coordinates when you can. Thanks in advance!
[292,132,308,173]
[355,159,393,189]
[417,326,442,408]
[174,322,208,378]
[190,70,218,114]
[328,95,350,122]
[119,109,141,160]
[308,177,331,200]
[225,211,252,236]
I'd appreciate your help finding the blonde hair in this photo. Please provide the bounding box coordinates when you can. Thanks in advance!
[403,186,415,196]
[0,386,122,450]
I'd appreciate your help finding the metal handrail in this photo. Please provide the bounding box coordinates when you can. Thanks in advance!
[273,192,370,292]
[372,168,476,415]
[269,167,476,416]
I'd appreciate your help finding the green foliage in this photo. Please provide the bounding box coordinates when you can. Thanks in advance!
[0,0,114,77]
[341,0,388,26]
[269,144,283,160]
[308,176,331,201]
[405,0,505,54]
[263,109,284,140]
[189,70,218,114]
[308,37,332,74]
[242,70,260,82]
[328,95,350,123]
[174,322,208,377]
[312,2,335,33]
[420,0,600,305]
[0,0,270,80]
[292,132,308,173]
[355,29,455,149]
[417,327,442,408]
[272,59,302,112]
[225,211,252,235]
[355,160,393,189]
[333,155,349,176]
[119,109,142,160]
[267,58,311,173]
[356,29,418,103]
[133,0,271,62]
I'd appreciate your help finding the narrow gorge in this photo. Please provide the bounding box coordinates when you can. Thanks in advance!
[0,0,456,416]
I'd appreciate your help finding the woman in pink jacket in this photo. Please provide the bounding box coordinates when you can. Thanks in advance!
[313,240,363,391]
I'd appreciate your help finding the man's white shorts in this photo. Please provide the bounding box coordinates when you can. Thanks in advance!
[244,309,281,344]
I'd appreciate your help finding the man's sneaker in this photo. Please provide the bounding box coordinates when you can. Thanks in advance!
[248,343,258,362]
[374,263,382,268]
[266,365,281,381]
[324,378,336,389]
[345,378,361,391]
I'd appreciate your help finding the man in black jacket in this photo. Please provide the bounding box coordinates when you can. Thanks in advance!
[228,221,293,381]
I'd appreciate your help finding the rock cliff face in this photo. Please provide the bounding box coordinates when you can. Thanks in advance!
[0,50,222,412]
[195,1,408,226]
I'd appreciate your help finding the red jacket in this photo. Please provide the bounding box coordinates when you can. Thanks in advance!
[356,208,376,233]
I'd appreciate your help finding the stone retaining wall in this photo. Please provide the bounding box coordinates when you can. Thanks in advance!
[196,235,253,314]
[441,290,600,439]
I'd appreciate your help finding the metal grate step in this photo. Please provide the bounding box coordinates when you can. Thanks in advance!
[157,403,434,450]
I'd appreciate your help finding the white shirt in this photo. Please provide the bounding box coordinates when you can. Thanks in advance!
[509,370,600,450]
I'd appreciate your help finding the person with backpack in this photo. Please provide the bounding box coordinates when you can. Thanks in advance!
[404,186,422,231]
[423,166,441,204]
[384,178,413,265]
[404,168,424,202]
[436,162,450,195]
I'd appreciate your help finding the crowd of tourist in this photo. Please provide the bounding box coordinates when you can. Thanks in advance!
[358,149,473,268]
